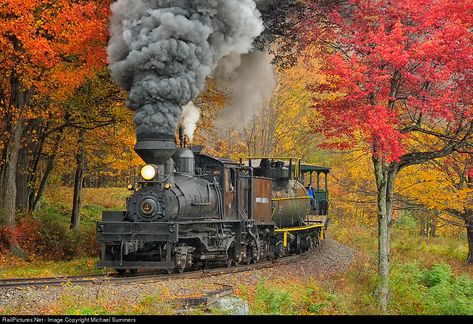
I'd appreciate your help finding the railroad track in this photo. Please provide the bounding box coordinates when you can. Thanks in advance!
[0,249,312,290]
[0,251,313,309]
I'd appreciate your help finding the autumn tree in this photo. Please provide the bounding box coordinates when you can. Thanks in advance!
[397,153,473,263]
[0,0,109,255]
[53,69,132,229]
[303,0,473,312]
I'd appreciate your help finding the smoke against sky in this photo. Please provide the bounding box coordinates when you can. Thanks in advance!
[107,0,264,140]
[214,50,276,131]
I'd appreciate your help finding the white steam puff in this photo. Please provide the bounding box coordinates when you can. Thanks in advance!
[180,101,201,142]
[107,0,264,139]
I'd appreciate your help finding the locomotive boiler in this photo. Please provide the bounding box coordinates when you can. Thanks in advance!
[96,137,330,274]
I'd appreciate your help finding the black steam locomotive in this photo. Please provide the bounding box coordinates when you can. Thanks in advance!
[96,137,330,274]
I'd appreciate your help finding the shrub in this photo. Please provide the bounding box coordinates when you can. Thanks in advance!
[0,204,98,261]
[390,262,473,315]
[253,281,296,314]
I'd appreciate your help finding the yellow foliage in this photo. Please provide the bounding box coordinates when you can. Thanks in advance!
[195,54,329,162]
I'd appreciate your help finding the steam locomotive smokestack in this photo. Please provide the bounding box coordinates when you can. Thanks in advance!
[107,0,264,147]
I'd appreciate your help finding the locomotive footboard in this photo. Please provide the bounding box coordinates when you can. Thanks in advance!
[96,217,179,270]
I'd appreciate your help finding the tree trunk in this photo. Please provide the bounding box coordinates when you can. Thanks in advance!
[70,130,86,229]
[32,154,55,212]
[372,156,398,313]
[1,67,29,258]
[419,213,427,237]
[31,131,63,212]
[28,122,49,211]
[0,153,6,211]
[1,117,27,259]
[15,147,29,211]
[430,211,437,238]
[465,213,473,264]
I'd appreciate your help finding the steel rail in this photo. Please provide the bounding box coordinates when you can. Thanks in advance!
[0,250,313,290]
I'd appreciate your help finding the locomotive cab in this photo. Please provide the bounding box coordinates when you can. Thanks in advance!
[299,164,330,217]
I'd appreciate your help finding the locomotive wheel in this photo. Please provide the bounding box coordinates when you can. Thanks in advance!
[244,247,252,265]
[225,257,233,267]
[167,268,175,274]
[306,236,313,252]
[178,267,185,274]
[275,241,284,258]
[193,261,205,270]
[115,269,126,276]
[225,246,233,267]
[233,249,244,266]
[296,233,302,254]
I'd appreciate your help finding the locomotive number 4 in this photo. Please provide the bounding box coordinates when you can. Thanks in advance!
[143,203,152,213]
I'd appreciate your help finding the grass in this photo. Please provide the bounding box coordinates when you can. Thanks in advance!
[46,186,129,211]
[249,279,340,315]
[0,258,106,279]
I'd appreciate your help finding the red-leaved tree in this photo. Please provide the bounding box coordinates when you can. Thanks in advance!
[303,0,473,312]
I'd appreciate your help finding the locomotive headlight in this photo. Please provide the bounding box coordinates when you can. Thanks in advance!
[140,164,157,180]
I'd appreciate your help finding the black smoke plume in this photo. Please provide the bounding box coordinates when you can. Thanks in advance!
[107,0,264,140]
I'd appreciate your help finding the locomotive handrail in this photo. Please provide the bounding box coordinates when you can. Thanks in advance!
[210,179,223,219]
[275,223,325,247]
[271,196,311,201]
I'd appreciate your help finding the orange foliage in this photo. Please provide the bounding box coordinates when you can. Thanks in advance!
[0,0,109,99]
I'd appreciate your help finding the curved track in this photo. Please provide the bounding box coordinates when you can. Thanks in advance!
[0,250,310,289]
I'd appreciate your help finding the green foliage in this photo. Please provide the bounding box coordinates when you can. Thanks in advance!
[253,281,296,314]
[34,202,97,260]
[249,280,338,315]
[73,306,109,316]
[422,264,451,287]
[305,290,332,314]
[81,204,105,223]
[394,211,418,229]
[390,262,473,315]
